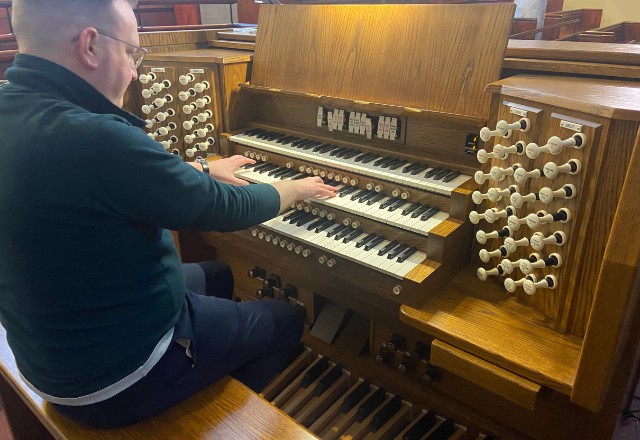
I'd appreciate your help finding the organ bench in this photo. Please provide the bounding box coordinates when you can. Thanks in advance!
[0,325,317,440]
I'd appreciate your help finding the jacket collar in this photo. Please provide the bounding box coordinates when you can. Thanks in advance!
[6,54,145,127]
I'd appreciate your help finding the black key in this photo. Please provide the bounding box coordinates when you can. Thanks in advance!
[286,211,307,224]
[244,128,261,136]
[335,226,354,241]
[255,130,273,139]
[367,193,386,205]
[282,210,300,222]
[330,147,349,157]
[381,158,401,169]
[318,144,340,154]
[359,191,378,203]
[242,161,261,170]
[420,207,439,221]
[312,143,332,152]
[380,197,400,209]
[425,167,443,178]
[335,148,355,158]
[425,419,456,440]
[252,162,273,172]
[313,364,343,397]
[293,139,311,149]
[410,164,430,175]
[442,170,461,183]
[353,190,374,203]
[354,153,370,162]
[265,132,287,141]
[350,189,369,201]
[292,172,311,180]
[307,217,328,231]
[397,246,417,263]
[378,241,399,256]
[295,213,316,227]
[388,198,407,212]
[365,236,385,251]
[315,220,335,233]
[356,234,376,248]
[402,162,420,173]
[281,169,301,179]
[374,156,394,167]
[411,205,431,218]
[326,224,347,238]
[402,411,437,440]
[301,357,329,388]
[275,135,296,144]
[342,150,360,160]
[300,140,319,150]
[371,395,403,432]
[360,154,380,164]
[268,167,288,177]
[338,186,357,197]
[343,229,363,243]
[356,387,386,422]
[402,203,422,216]
[387,243,408,259]
[432,168,452,181]
[388,160,408,170]
[341,381,371,413]
[257,164,279,174]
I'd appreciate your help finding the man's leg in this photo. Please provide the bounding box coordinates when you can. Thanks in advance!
[182,261,234,299]
[53,276,302,427]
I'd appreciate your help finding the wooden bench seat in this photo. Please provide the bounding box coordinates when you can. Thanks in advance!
[0,326,317,440]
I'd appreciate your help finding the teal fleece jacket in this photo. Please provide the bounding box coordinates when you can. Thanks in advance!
[0,54,280,397]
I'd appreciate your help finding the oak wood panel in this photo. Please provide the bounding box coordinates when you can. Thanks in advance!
[430,339,541,410]
[486,75,640,122]
[145,48,252,64]
[506,39,640,66]
[0,326,316,440]
[570,127,640,411]
[251,4,515,119]
[502,57,640,80]
[400,266,582,394]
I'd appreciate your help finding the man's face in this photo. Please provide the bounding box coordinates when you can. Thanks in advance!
[95,0,140,107]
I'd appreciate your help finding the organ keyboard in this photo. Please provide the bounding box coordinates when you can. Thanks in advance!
[165,4,640,440]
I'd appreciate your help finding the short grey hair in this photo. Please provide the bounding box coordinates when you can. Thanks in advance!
[12,0,138,45]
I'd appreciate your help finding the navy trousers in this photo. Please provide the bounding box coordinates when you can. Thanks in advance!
[54,261,305,427]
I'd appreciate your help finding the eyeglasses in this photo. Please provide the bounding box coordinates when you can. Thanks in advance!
[95,29,147,69]
[71,28,147,69]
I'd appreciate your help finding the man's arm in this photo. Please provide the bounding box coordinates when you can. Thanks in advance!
[190,156,338,210]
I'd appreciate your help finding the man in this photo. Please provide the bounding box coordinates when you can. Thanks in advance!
[0,0,337,428]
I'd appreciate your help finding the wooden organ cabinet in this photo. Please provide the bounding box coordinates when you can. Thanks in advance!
[171,4,640,440]
[129,47,252,159]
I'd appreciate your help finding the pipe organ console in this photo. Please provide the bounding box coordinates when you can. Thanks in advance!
[138,4,640,440]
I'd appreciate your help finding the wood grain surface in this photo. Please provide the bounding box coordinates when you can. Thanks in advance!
[251,4,515,119]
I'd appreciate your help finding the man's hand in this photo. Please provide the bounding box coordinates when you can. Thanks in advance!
[272,177,338,212]
[207,155,255,186]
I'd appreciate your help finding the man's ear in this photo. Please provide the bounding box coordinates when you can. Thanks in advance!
[75,27,100,71]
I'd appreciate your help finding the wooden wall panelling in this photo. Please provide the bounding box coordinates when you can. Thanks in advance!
[510,17,537,39]
[237,0,259,24]
[542,9,602,40]
[251,4,515,120]
[173,4,201,25]
[0,7,9,35]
